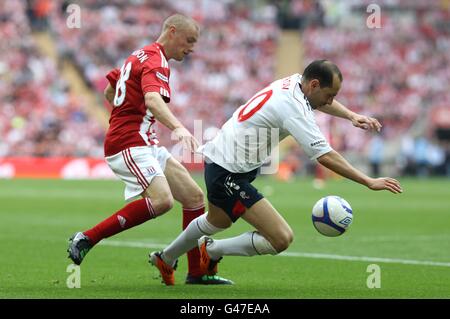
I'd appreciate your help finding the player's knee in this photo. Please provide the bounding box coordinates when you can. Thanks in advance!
[162,195,175,213]
[206,209,232,229]
[190,187,204,206]
[160,197,174,214]
[182,185,204,208]
[153,193,174,215]
[271,229,294,253]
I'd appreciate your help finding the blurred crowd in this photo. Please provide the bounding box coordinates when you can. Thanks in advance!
[0,0,104,157]
[49,0,278,146]
[1,0,449,177]
[299,0,450,177]
[1,0,278,158]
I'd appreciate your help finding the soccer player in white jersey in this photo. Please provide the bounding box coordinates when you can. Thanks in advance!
[149,60,403,283]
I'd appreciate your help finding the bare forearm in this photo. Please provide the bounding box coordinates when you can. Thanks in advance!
[145,92,184,131]
[317,100,382,132]
[104,84,115,104]
[317,151,403,194]
[317,99,356,121]
[144,92,199,153]
[317,150,371,187]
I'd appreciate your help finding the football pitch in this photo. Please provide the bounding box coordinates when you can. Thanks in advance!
[0,176,449,299]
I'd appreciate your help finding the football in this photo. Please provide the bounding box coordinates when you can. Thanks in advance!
[312,196,353,237]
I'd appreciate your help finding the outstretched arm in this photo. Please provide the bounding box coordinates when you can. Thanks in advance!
[317,150,403,194]
[317,99,382,132]
[144,92,199,153]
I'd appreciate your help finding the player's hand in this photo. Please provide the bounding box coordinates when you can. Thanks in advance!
[173,127,200,153]
[367,177,403,194]
[350,114,382,132]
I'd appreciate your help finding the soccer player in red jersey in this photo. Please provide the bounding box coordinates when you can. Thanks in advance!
[67,14,232,285]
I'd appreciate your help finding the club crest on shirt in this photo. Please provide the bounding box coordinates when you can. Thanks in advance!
[240,191,250,199]
[146,166,156,175]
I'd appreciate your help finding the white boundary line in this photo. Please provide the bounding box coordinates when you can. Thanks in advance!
[281,252,450,267]
[99,239,450,268]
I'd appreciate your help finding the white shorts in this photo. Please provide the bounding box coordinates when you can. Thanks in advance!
[105,146,172,201]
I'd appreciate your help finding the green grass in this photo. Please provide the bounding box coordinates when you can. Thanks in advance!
[0,176,449,298]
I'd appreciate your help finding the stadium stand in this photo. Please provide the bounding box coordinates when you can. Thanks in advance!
[49,0,279,150]
[0,0,105,158]
[1,0,449,177]
[281,0,450,177]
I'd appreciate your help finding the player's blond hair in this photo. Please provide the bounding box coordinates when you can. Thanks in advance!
[162,14,199,32]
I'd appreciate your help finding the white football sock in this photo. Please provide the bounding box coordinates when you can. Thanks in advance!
[161,213,225,267]
[207,231,277,260]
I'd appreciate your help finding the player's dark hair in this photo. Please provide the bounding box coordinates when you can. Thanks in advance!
[302,60,343,88]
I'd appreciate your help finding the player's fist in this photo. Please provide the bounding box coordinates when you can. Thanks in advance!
[367,177,403,194]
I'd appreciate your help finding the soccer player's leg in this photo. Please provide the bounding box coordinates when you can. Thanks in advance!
[195,164,275,280]
[163,157,204,277]
[240,199,294,254]
[161,156,233,284]
[197,203,233,275]
[67,147,172,265]
[68,176,172,265]
[200,200,294,260]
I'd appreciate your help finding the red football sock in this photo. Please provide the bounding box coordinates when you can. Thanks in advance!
[183,205,205,277]
[84,198,156,245]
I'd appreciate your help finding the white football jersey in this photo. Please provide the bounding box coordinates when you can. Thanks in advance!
[200,74,333,173]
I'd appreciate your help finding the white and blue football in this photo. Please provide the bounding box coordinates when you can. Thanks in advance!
[312,196,353,237]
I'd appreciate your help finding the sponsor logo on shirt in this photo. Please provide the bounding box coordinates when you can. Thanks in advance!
[310,139,326,147]
[156,72,169,83]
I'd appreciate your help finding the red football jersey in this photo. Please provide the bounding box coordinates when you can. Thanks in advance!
[104,42,171,157]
